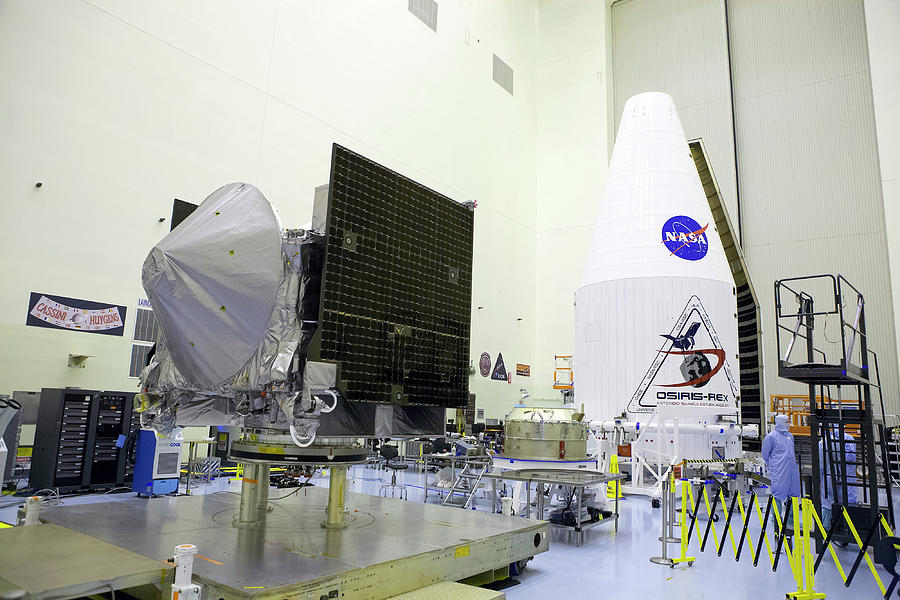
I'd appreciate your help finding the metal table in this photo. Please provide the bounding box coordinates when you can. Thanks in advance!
[483,468,626,546]
[0,523,173,599]
[422,453,491,502]
[41,485,548,599]
[183,438,217,495]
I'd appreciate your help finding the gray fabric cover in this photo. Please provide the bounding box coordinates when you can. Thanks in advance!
[142,183,284,388]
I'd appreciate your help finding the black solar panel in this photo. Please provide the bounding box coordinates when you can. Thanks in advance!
[312,144,474,408]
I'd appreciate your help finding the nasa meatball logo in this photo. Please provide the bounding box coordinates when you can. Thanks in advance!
[627,295,738,413]
[661,215,709,261]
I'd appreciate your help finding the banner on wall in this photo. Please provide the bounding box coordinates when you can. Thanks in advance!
[26,292,127,337]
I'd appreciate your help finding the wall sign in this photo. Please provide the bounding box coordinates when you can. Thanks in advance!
[516,363,530,377]
[26,292,127,337]
[479,352,491,377]
[491,353,508,381]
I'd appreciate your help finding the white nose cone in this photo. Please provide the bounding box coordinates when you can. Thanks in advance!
[575,92,739,422]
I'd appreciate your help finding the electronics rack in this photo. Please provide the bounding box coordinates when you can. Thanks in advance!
[30,388,136,492]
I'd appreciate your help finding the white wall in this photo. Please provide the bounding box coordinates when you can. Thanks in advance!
[728,0,899,409]
[531,0,608,402]
[0,0,540,420]
[610,0,738,225]
[866,0,900,416]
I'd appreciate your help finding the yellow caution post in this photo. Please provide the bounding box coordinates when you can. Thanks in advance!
[786,497,826,600]
[607,455,622,499]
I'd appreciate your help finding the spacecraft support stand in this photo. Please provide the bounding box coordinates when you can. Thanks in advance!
[322,466,348,529]
[235,463,271,528]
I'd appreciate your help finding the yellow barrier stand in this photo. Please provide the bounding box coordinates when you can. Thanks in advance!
[841,506,887,596]
[810,507,848,585]
[735,490,756,560]
[718,488,738,556]
[785,497,826,600]
[772,499,794,568]
[791,496,804,595]
[702,485,721,552]
[607,455,622,499]
[684,483,704,546]
[671,479,695,566]
[752,493,777,568]
[683,486,895,598]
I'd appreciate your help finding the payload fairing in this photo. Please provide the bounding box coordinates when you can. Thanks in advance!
[575,92,745,466]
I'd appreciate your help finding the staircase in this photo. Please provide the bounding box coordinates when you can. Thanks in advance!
[442,460,490,509]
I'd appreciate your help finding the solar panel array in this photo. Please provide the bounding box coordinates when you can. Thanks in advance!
[315,144,474,408]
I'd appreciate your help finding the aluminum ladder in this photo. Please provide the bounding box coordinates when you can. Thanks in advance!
[441,460,489,509]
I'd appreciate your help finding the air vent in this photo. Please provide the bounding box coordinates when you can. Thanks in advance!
[492,54,514,95]
[408,0,438,32]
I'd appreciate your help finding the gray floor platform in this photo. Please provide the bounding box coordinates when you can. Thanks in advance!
[41,486,548,600]
[0,523,174,599]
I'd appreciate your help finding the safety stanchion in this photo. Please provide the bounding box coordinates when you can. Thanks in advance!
[735,491,755,561]
[650,476,674,567]
[685,479,705,547]
[660,471,679,543]
[783,497,825,600]
[718,488,739,558]
[607,455,622,499]
[678,485,900,599]
[842,507,886,594]
[670,478,695,567]
[700,484,720,553]
[772,498,793,573]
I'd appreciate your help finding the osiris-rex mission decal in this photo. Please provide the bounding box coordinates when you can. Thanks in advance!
[627,295,738,413]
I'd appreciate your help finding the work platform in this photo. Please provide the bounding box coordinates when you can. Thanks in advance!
[39,486,548,600]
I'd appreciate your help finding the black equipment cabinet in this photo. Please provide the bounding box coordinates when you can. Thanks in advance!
[30,388,136,492]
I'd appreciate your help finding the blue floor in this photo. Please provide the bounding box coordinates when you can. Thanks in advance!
[1,465,890,599]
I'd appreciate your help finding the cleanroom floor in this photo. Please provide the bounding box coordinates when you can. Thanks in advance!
[1,464,888,599]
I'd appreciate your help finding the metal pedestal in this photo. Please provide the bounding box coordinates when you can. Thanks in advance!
[650,477,675,567]
[322,466,349,529]
[235,463,271,528]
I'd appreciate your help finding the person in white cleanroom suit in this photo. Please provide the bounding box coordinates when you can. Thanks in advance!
[761,414,802,532]
[819,428,857,531]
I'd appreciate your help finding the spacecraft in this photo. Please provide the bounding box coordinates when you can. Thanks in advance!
[574,92,755,488]
[138,145,474,471]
